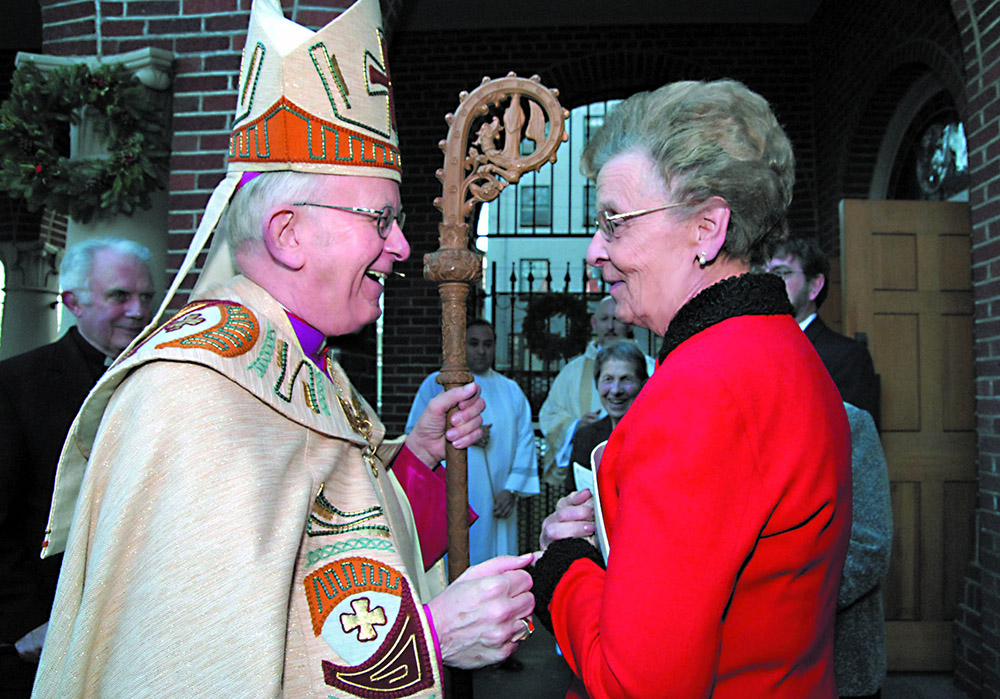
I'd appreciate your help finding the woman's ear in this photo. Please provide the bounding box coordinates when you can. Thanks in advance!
[262,207,305,270]
[694,197,731,263]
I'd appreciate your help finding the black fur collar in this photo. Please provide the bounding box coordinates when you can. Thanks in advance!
[658,273,793,362]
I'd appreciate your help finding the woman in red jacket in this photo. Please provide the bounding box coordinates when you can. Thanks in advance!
[531,79,853,698]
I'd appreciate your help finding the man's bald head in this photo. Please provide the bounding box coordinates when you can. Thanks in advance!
[592,296,631,347]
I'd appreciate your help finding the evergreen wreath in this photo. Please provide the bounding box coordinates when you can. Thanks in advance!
[0,61,170,223]
[523,293,591,361]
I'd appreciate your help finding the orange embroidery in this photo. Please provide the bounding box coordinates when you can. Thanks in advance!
[228,96,401,174]
[155,301,259,358]
[304,557,401,637]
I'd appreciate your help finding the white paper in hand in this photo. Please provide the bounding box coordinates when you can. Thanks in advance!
[589,441,610,561]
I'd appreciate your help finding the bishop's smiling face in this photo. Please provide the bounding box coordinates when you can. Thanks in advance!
[293,175,410,336]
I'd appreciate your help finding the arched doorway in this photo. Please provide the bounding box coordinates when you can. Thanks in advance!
[841,68,975,672]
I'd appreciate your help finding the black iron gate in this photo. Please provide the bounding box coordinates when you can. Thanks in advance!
[470,259,658,554]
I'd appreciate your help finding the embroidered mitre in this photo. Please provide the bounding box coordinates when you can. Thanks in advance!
[152,0,399,325]
[230,0,400,179]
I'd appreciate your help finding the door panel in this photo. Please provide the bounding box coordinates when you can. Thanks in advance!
[839,199,974,671]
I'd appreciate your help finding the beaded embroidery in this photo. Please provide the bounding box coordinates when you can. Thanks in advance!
[303,558,435,697]
[229,96,401,173]
[308,483,390,539]
[273,339,331,415]
[155,301,259,358]
[247,326,276,378]
[306,538,395,569]
[234,41,265,124]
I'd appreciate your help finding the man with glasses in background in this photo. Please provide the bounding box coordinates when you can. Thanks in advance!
[765,236,880,428]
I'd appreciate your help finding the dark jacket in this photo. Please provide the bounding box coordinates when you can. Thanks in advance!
[0,328,105,642]
[804,316,880,429]
[566,415,613,491]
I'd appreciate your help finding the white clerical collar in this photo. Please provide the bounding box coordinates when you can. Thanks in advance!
[799,312,817,331]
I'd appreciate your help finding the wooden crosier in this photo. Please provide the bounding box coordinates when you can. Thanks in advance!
[424,73,567,582]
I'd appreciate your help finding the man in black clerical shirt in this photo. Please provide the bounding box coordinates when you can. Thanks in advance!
[0,237,154,696]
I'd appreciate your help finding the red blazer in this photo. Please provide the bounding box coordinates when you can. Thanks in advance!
[549,312,852,698]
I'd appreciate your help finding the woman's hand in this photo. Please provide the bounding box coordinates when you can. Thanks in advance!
[539,489,596,550]
[427,553,537,668]
[404,382,484,465]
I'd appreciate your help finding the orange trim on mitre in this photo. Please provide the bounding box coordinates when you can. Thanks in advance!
[228,96,401,175]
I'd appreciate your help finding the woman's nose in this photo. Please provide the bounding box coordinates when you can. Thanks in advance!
[586,231,608,268]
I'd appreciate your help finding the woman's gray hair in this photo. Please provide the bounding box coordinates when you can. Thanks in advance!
[217,171,329,256]
[60,237,152,302]
[581,79,794,264]
[593,340,649,385]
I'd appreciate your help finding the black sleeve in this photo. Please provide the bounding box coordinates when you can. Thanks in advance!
[530,537,605,631]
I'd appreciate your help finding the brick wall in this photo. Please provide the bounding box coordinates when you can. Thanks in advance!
[952,1,1000,695]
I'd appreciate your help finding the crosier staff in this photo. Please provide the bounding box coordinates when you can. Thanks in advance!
[423,73,567,582]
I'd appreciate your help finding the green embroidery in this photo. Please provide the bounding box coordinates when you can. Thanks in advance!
[307,519,390,539]
[247,326,276,377]
[305,537,395,568]
[309,41,351,108]
[308,41,392,141]
[308,488,389,538]
[259,336,331,415]
[314,379,332,416]
[234,42,265,125]
[314,489,381,519]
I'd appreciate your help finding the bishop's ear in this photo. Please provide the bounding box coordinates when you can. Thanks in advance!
[262,207,305,270]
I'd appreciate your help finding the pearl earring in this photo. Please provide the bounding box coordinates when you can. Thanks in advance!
[698,252,707,266]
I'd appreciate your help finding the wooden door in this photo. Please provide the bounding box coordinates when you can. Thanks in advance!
[840,199,975,671]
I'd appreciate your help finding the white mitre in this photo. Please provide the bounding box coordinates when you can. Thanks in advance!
[156,0,400,323]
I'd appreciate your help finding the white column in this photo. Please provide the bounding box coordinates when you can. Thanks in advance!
[0,241,61,359]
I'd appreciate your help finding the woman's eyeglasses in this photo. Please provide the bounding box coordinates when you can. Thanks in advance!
[595,202,686,240]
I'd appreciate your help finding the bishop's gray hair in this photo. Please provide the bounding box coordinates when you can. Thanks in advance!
[217,171,330,257]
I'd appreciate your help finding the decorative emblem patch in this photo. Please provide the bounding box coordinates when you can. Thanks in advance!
[304,557,435,697]
[152,301,259,357]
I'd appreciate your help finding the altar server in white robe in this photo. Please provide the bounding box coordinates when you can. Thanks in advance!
[407,320,539,565]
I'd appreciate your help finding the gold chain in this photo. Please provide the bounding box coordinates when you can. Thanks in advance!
[326,353,380,478]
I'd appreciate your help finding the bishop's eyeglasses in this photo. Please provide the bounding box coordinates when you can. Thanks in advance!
[293,202,406,239]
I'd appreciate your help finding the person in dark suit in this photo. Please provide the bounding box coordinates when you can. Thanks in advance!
[0,237,153,696]
[765,236,880,429]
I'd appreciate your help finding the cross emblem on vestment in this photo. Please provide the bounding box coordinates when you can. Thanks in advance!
[164,312,205,332]
[366,31,396,132]
[340,597,387,642]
